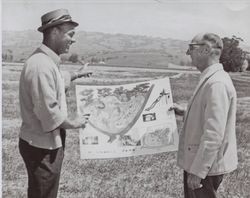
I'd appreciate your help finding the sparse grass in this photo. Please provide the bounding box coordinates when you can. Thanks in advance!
[2,64,250,198]
[170,73,199,101]
[232,79,250,98]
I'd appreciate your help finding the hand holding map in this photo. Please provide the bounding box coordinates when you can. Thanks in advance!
[169,103,186,116]
[77,61,93,78]
[73,114,90,129]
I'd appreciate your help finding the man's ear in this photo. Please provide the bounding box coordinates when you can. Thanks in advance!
[50,27,60,39]
[51,27,60,35]
[210,48,221,56]
[200,45,211,55]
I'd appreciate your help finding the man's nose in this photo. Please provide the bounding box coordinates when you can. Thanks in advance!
[70,38,76,44]
[186,48,190,55]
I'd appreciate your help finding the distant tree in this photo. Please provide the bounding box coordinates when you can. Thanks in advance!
[179,60,185,66]
[2,53,7,61]
[90,57,99,63]
[19,58,26,63]
[2,49,13,62]
[248,61,250,71]
[220,36,247,72]
[8,50,13,62]
[247,54,250,71]
[69,53,79,63]
[81,56,85,61]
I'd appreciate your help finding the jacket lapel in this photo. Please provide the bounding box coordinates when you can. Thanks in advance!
[184,66,223,123]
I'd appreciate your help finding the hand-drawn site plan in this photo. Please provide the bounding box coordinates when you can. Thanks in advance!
[76,77,178,159]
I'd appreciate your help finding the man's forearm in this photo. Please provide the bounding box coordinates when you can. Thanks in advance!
[70,72,78,81]
[60,118,80,129]
[59,116,89,130]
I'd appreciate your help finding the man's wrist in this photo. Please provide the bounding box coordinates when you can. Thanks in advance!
[71,71,78,81]
[74,72,79,79]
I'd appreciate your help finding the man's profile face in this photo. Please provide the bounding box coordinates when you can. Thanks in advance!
[186,35,206,68]
[55,23,76,55]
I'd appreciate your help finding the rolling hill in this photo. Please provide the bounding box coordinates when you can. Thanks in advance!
[2,30,191,67]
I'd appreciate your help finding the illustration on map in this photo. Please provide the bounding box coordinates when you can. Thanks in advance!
[142,124,174,148]
[76,77,179,159]
[78,83,154,142]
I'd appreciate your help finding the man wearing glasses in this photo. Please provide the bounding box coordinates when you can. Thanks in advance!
[170,33,238,198]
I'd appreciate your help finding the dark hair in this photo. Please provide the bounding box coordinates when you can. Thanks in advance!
[42,22,69,36]
[43,27,54,37]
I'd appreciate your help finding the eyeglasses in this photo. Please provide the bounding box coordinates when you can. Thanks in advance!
[188,43,206,51]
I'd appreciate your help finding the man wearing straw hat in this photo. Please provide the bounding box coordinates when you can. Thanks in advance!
[19,9,91,198]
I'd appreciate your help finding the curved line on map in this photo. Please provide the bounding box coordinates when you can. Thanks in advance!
[88,84,155,138]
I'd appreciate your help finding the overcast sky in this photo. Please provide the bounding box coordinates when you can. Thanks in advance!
[2,0,250,44]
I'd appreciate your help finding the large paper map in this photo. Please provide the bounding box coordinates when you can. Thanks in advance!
[76,77,178,159]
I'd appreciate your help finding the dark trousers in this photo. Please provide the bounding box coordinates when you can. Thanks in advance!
[19,129,66,198]
[184,171,223,198]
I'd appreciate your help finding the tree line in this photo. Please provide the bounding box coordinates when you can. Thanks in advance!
[2,36,250,72]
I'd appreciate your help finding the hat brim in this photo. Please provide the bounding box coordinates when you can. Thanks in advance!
[38,20,78,32]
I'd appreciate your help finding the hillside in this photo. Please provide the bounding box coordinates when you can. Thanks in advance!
[2,30,191,67]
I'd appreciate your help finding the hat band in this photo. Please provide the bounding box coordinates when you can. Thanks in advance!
[42,15,72,25]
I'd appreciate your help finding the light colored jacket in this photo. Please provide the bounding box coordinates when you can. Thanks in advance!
[19,44,70,149]
[177,63,238,179]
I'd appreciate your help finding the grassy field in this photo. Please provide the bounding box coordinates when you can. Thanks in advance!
[2,64,250,198]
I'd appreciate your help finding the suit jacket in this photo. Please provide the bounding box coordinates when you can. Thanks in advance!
[177,63,238,179]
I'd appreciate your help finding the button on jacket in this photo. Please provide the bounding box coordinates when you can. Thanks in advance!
[19,44,70,149]
[177,63,238,179]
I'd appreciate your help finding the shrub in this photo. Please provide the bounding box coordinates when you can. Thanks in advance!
[220,36,247,72]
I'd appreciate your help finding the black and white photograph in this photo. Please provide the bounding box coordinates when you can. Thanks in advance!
[2,0,250,197]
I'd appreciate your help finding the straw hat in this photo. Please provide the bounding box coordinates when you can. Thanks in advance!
[38,9,78,32]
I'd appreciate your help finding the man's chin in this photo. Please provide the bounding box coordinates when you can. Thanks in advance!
[61,49,69,54]
[65,48,70,53]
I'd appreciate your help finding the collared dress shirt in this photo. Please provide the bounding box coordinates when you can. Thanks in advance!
[19,44,70,149]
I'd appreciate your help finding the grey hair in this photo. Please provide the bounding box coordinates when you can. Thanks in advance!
[202,33,223,50]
